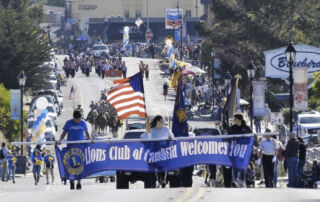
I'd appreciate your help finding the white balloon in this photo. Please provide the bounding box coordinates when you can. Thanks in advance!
[165,39,172,47]
[35,97,49,110]
[124,26,129,32]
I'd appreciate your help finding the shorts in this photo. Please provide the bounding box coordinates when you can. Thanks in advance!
[46,164,54,169]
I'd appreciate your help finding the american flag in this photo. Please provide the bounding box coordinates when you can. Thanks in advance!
[69,85,77,100]
[107,72,146,119]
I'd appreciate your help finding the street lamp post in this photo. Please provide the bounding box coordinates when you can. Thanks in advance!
[176,0,183,60]
[180,21,183,60]
[247,61,256,129]
[211,51,215,106]
[146,0,149,30]
[18,71,26,156]
[285,42,296,132]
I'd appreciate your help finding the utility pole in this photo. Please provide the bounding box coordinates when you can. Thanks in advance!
[147,0,149,30]
[195,0,198,18]
[177,0,183,60]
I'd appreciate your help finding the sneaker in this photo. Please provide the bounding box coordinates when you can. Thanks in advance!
[231,180,238,188]
[240,182,246,188]
[258,181,264,185]
[70,182,75,190]
[76,183,81,190]
[46,182,49,185]
[13,180,15,184]
[35,182,37,185]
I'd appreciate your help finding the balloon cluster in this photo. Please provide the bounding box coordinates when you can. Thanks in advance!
[31,109,48,137]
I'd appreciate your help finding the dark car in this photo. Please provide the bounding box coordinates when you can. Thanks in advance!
[193,127,221,137]
[127,123,146,130]
[116,129,147,189]
[44,132,55,141]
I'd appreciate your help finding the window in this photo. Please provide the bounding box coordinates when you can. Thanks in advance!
[136,10,141,18]
[124,10,129,18]
[185,10,191,18]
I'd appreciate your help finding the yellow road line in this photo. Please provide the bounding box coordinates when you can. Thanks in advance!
[174,188,196,202]
[186,187,206,202]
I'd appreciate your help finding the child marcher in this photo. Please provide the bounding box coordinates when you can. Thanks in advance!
[32,150,43,185]
[246,162,255,188]
[6,151,16,183]
[44,150,55,184]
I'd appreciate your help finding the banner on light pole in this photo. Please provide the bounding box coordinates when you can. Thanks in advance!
[253,81,266,116]
[165,8,183,29]
[10,89,21,120]
[294,67,308,111]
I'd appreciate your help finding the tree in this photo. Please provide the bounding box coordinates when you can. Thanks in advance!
[197,0,320,105]
[199,0,320,66]
[0,3,51,90]
[310,72,320,110]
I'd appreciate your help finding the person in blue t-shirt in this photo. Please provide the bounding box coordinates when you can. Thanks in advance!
[0,142,8,182]
[57,110,92,190]
[44,149,55,185]
[6,151,16,183]
[32,149,43,185]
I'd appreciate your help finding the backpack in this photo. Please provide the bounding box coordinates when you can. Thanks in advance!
[0,149,4,159]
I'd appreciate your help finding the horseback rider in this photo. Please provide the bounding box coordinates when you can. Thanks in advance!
[74,104,84,118]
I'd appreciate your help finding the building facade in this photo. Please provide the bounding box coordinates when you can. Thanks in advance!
[70,0,204,22]
[67,0,205,42]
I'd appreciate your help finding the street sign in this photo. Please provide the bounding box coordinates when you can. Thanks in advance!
[145,30,153,41]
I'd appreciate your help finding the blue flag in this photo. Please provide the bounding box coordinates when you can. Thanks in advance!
[172,77,188,137]
[174,29,180,43]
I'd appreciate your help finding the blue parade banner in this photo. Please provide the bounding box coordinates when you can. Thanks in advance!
[55,136,254,180]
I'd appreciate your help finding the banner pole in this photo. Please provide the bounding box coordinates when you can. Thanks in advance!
[11,132,279,145]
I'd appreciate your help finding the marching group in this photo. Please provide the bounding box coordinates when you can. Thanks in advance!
[0,142,55,185]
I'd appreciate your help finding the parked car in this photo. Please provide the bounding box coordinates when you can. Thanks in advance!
[91,43,109,57]
[295,112,320,137]
[193,127,221,137]
[46,105,58,131]
[36,89,63,110]
[44,132,55,141]
[48,74,58,89]
[126,123,145,130]
[44,118,56,141]
[30,95,60,115]
[30,95,55,109]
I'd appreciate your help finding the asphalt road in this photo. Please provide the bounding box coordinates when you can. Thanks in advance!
[1,55,319,202]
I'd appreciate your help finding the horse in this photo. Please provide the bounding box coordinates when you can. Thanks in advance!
[96,111,109,134]
[86,108,99,133]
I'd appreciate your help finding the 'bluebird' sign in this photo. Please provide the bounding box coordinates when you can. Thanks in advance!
[264,44,320,78]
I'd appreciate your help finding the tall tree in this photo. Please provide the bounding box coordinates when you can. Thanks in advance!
[197,0,320,101]
[0,2,51,89]
[199,0,320,66]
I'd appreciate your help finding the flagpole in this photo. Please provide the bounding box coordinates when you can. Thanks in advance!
[139,71,149,127]
[10,132,280,145]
